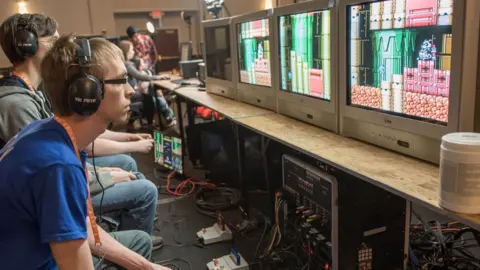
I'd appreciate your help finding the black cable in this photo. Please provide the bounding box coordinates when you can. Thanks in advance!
[194,186,242,218]
[91,141,105,220]
[155,258,193,270]
[253,213,269,261]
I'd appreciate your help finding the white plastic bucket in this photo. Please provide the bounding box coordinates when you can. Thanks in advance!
[440,132,480,214]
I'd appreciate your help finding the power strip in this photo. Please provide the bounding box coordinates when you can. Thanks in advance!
[196,222,233,245]
[206,249,249,270]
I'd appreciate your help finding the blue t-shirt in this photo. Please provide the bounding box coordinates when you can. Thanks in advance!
[0,117,89,270]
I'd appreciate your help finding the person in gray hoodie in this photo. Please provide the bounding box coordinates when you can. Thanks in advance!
[0,13,163,247]
[117,40,176,127]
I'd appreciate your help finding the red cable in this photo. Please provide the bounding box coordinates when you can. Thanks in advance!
[166,170,215,196]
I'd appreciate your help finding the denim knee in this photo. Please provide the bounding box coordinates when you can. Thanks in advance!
[132,230,153,261]
[117,154,138,172]
[133,172,146,180]
[134,180,158,206]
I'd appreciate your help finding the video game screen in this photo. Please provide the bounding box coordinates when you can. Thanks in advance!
[154,131,183,174]
[347,0,454,124]
[205,25,232,81]
[237,18,272,87]
[279,9,332,100]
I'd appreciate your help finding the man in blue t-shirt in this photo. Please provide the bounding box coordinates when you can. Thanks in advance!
[0,13,164,248]
[0,35,170,269]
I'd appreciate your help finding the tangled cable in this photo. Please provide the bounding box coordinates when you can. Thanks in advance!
[194,185,242,218]
[409,211,480,270]
[166,170,215,196]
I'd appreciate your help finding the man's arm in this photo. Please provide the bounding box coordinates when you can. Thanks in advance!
[126,62,160,81]
[0,99,42,142]
[87,219,152,270]
[98,130,132,142]
[85,138,138,156]
[50,239,93,270]
[34,164,93,269]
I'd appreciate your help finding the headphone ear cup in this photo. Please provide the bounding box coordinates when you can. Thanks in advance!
[68,74,104,116]
[14,29,38,59]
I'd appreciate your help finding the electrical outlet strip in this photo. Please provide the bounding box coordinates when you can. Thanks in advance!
[196,222,233,245]
[206,249,249,270]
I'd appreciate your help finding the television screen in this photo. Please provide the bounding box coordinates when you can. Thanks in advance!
[237,18,272,87]
[279,9,332,100]
[347,0,454,124]
[205,25,232,81]
[154,131,183,174]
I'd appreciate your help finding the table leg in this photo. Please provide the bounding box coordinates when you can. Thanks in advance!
[186,100,195,126]
[176,95,186,151]
[153,87,164,131]
[261,136,275,219]
[235,123,249,215]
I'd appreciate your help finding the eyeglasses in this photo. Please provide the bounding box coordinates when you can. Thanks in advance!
[104,74,129,85]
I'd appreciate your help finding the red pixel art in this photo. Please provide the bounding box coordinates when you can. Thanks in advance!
[309,69,324,98]
[406,0,438,27]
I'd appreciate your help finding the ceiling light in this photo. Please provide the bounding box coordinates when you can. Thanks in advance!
[146,22,155,34]
[17,1,29,14]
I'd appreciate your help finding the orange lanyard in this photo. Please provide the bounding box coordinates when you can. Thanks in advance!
[53,116,102,247]
[12,71,35,93]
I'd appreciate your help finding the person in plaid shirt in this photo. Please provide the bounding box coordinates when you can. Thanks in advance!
[127,26,157,71]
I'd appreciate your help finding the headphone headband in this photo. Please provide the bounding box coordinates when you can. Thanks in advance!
[67,38,104,116]
[75,38,92,67]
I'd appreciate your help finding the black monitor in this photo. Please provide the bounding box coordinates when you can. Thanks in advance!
[154,131,183,174]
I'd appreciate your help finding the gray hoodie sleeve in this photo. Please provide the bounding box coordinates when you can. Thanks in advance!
[87,163,115,195]
[126,61,159,81]
[0,98,43,142]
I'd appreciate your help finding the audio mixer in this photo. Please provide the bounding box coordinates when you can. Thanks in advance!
[281,155,408,270]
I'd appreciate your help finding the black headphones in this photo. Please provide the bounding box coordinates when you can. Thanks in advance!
[67,38,104,116]
[13,14,39,60]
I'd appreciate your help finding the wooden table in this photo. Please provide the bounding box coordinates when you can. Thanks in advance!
[151,75,183,91]
[174,87,274,120]
[162,79,480,231]
[236,113,480,231]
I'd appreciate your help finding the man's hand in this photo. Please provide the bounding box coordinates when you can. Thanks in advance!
[128,133,152,141]
[110,171,136,183]
[98,167,123,173]
[149,263,172,270]
[134,139,155,153]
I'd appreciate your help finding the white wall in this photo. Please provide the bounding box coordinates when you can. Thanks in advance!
[0,0,202,67]
[113,11,201,55]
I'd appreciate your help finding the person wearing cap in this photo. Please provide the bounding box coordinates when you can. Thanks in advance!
[127,25,158,72]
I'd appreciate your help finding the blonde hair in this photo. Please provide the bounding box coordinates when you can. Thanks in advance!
[118,40,133,60]
[41,35,124,116]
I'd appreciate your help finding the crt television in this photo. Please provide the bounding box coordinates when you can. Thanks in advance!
[154,131,184,174]
[273,0,338,132]
[202,17,237,99]
[232,9,277,111]
[339,0,480,163]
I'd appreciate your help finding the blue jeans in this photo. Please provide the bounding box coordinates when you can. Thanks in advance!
[154,96,174,121]
[91,179,158,235]
[92,230,152,269]
[87,154,138,172]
